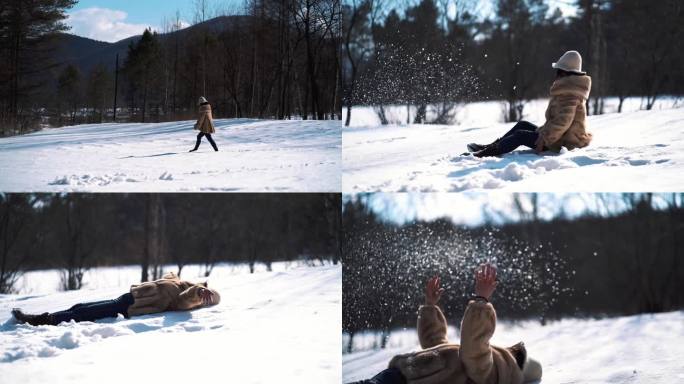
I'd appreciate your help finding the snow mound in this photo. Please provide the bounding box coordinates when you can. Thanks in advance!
[343,107,684,192]
[0,119,340,192]
[342,310,684,383]
[49,173,141,186]
[0,264,341,383]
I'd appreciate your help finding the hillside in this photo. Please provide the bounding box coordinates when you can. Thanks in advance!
[50,15,251,74]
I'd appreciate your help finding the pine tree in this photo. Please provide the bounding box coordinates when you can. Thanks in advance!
[0,0,77,135]
[123,28,163,122]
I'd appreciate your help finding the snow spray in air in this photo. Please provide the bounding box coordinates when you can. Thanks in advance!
[343,222,575,334]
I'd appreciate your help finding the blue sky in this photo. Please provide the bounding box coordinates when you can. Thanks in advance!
[66,0,245,42]
[71,1,196,26]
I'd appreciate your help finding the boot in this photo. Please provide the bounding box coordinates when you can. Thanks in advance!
[468,138,500,153]
[474,142,503,158]
[206,135,219,151]
[189,135,202,152]
[12,308,54,326]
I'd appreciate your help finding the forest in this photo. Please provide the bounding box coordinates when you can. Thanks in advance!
[341,193,684,352]
[0,193,341,293]
[0,0,341,137]
[343,0,684,125]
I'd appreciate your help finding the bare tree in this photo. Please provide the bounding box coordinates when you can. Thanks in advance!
[0,194,39,293]
[60,195,96,291]
[142,194,166,282]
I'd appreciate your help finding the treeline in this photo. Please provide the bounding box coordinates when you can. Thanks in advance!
[1,0,341,136]
[341,194,684,352]
[0,193,341,293]
[343,0,684,125]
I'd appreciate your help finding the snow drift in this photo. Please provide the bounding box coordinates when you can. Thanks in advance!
[0,263,341,383]
[0,118,340,192]
[343,102,684,192]
[342,310,684,383]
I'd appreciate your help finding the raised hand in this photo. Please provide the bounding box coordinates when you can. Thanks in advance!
[474,263,498,301]
[425,275,445,306]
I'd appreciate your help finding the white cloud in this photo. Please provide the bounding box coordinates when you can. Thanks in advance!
[67,7,156,43]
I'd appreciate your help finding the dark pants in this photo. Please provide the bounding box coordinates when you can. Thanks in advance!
[350,368,406,384]
[498,120,542,154]
[193,132,218,151]
[50,293,134,324]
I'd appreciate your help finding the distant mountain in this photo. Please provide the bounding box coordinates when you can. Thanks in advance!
[50,15,251,74]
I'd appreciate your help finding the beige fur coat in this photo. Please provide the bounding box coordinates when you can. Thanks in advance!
[194,103,216,134]
[127,272,215,316]
[388,301,539,384]
[537,75,592,151]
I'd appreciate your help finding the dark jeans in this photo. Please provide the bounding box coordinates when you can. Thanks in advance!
[50,293,134,324]
[498,120,542,154]
[193,132,218,151]
[350,368,406,384]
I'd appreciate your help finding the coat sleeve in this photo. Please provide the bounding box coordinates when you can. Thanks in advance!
[195,111,206,130]
[459,300,497,384]
[538,95,580,146]
[417,305,449,349]
[175,284,205,311]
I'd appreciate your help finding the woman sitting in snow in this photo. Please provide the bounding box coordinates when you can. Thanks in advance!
[11,272,220,326]
[351,263,542,384]
[190,96,219,152]
[469,50,592,158]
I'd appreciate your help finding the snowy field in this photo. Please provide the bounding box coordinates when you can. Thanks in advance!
[0,119,341,192]
[343,98,684,192]
[343,310,684,383]
[0,262,341,383]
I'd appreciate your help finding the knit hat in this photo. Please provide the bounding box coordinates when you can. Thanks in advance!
[198,96,208,105]
[207,288,221,305]
[552,50,586,75]
[522,356,543,382]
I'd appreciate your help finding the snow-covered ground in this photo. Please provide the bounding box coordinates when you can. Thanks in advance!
[0,263,341,383]
[343,310,684,383]
[0,119,340,192]
[343,98,684,192]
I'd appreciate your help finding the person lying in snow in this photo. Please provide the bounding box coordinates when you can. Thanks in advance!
[351,263,542,384]
[190,96,219,152]
[11,272,220,326]
[469,50,592,158]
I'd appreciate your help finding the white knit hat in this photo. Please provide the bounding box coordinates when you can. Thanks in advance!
[207,288,221,305]
[522,356,543,382]
[198,96,208,105]
[552,50,586,75]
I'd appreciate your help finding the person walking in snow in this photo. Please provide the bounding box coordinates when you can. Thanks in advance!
[11,272,220,326]
[350,263,542,384]
[469,50,592,158]
[190,96,219,152]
